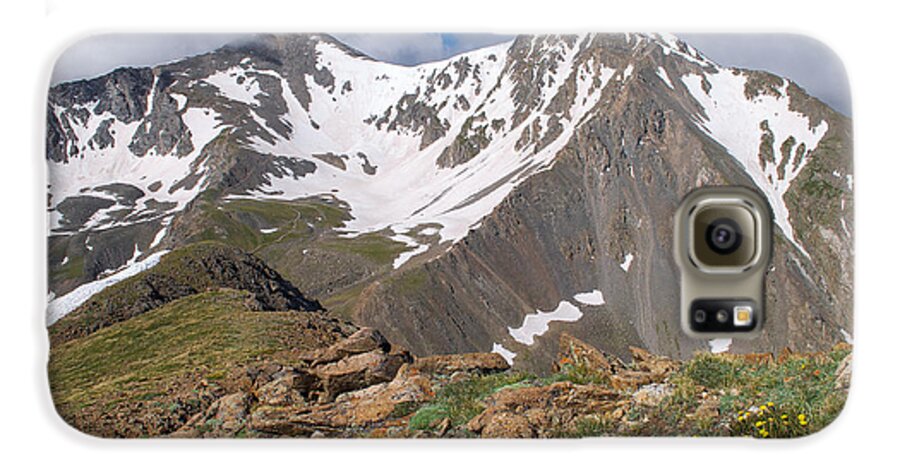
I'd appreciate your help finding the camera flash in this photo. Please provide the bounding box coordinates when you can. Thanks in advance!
[733,306,753,327]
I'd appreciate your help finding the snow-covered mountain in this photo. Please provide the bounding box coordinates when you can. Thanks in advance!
[47,34,852,370]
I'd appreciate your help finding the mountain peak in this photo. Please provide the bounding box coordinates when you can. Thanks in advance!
[46,34,851,372]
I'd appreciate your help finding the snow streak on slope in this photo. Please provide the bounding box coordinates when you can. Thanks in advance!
[656,66,674,89]
[682,71,828,252]
[46,250,169,325]
[619,253,634,272]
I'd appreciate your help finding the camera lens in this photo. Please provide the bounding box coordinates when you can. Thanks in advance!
[716,309,729,323]
[705,218,743,255]
[693,310,707,324]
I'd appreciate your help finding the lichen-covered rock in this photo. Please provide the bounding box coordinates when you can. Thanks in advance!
[302,327,391,366]
[172,392,252,438]
[314,350,411,402]
[556,332,623,374]
[255,371,318,407]
[411,352,510,377]
[467,382,620,438]
[249,372,433,437]
[834,353,852,391]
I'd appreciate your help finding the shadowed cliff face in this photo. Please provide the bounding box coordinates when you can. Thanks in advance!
[47,34,852,371]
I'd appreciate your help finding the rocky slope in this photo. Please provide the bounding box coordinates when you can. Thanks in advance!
[49,290,850,438]
[48,242,322,345]
[47,33,853,370]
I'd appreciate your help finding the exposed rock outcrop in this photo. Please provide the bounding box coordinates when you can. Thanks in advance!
[49,242,323,345]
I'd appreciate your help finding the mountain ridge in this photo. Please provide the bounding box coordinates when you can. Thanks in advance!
[46,33,852,370]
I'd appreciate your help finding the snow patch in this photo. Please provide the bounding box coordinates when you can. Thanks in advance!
[491,343,517,365]
[620,253,634,272]
[573,290,606,306]
[391,232,429,269]
[840,328,853,345]
[509,301,584,346]
[419,227,439,236]
[149,217,172,249]
[709,338,733,353]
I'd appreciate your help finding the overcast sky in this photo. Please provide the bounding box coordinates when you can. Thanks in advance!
[52,33,850,115]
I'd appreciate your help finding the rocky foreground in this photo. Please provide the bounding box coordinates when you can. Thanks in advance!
[167,330,851,439]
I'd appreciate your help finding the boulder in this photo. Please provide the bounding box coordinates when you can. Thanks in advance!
[601,347,679,391]
[241,361,287,392]
[171,392,252,438]
[632,383,673,407]
[628,346,678,378]
[314,349,411,401]
[467,382,620,438]
[250,372,433,436]
[412,352,510,377]
[256,371,318,407]
[834,353,852,390]
[609,370,658,391]
[300,327,391,366]
[555,333,622,374]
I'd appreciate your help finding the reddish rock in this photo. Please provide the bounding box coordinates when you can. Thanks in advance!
[314,350,411,401]
[467,382,620,438]
[555,332,619,374]
[412,352,510,377]
[300,327,391,366]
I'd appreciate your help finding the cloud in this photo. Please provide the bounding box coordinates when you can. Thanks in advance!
[679,34,851,116]
[333,33,513,65]
[50,33,849,116]
[333,33,446,65]
[51,34,248,84]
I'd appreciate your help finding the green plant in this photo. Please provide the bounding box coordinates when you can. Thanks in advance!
[408,372,533,430]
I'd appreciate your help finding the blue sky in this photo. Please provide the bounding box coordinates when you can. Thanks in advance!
[52,33,850,115]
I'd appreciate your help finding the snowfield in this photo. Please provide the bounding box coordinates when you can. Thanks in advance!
[242,37,620,263]
[682,70,828,254]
